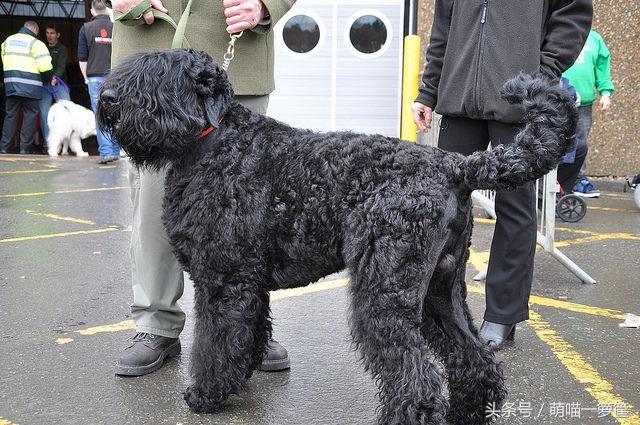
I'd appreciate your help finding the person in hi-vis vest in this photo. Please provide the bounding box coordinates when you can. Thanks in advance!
[1,21,53,154]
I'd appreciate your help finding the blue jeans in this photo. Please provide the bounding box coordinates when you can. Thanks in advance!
[39,84,71,147]
[88,76,120,158]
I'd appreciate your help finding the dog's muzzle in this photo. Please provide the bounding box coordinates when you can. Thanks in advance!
[97,89,120,129]
[100,89,118,107]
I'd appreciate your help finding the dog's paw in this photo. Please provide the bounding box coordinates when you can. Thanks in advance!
[77,152,89,157]
[183,385,226,413]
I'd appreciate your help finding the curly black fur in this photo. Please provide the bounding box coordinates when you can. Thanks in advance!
[98,49,577,425]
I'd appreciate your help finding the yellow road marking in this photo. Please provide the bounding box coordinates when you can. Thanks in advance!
[465,284,626,320]
[25,209,96,225]
[58,282,354,344]
[56,321,135,344]
[0,169,56,175]
[0,227,119,244]
[555,227,600,235]
[0,417,19,425]
[478,216,637,236]
[28,162,58,169]
[528,310,640,425]
[76,320,135,336]
[589,206,638,213]
[271,278,350,301]
[602,193,635,200]
[555,233,640,248]
[475,217,496,224]
[468,248,490,272]
[0,186,128,198]
[61,273,626,345]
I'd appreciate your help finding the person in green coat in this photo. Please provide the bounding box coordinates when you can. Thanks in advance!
[110,0,296,377]
[563,30,615,198]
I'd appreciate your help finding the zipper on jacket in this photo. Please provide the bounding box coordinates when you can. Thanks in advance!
[474,0,488,117]
[481,0,488,23]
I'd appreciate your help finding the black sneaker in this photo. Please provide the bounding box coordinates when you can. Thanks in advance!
[259,339,290,371]
[115,332,181,376]
[98,155,119,164]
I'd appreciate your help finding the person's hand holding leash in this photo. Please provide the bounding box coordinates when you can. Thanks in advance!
[223,0,267,34]
[111,0,168,25]
[412,102,433,132]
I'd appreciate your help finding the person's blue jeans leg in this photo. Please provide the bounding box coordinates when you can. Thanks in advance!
[88,77,119,158]
[39,88,53,147]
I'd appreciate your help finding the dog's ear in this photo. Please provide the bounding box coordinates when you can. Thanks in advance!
[186,50,234,128]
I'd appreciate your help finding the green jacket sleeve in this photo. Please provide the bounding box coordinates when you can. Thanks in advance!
[594,37,614,96]
[251,0,296,34]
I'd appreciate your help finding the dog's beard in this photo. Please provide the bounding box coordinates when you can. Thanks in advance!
[96,48,234,170]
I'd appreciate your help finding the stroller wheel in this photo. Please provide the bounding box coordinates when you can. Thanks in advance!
[556,194,587,222]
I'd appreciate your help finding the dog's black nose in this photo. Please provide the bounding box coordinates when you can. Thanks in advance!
[100,89,118,104]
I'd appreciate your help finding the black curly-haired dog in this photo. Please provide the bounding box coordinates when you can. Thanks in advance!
[98,49,576,425]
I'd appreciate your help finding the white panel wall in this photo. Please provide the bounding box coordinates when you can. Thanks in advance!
[269,0,404,137]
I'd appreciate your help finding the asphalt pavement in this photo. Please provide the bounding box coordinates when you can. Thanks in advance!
[0,154,638,425]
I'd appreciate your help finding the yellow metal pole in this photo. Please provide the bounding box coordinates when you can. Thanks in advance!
[401,35,421,142]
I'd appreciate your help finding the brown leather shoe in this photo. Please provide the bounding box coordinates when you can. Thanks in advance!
[259,339,290,371]
[115,332,181,376]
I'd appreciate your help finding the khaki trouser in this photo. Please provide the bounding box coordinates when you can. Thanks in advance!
[128,95,269,338]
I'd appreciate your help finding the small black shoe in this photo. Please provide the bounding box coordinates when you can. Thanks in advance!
[98,155,120,164]
[115,332,181,376]
[0,149,9,154]
[259,339,290,371]
[479,321,516,350]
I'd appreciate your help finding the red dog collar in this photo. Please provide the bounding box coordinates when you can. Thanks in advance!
[195,116,224,140]
[195,126,215,139]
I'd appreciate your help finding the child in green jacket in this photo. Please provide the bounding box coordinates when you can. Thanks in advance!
[563,30,615,197]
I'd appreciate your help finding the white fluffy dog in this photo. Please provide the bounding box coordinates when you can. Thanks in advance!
[47,100,96,157]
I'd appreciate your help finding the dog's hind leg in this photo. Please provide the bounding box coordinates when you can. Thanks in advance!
[183,276,271,413]
[69,134,88,157]
[346,224,450,425]
[61,137,69,156]
[421,224,506,425]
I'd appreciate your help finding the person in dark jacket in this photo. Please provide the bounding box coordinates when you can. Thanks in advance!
[412,0,593,349]
[39,24,71,148]
[78,0,120,164]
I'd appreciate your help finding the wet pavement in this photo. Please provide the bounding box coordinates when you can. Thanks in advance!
[0,154,638,425]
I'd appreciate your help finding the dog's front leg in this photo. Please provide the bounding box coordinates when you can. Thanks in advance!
[184,278,270,413]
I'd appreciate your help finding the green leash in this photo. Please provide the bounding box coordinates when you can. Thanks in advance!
[113,0,192,48]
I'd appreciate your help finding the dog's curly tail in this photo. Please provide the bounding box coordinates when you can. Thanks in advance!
[460,73,577,192]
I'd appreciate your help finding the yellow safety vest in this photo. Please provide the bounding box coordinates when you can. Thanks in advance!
[1,29,53,99]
